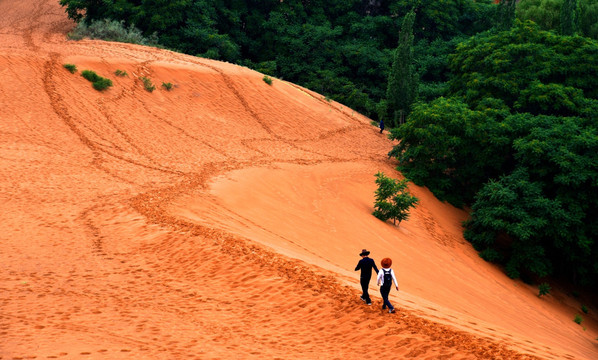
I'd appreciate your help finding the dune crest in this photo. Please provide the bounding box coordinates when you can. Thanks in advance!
[1,1,596,359]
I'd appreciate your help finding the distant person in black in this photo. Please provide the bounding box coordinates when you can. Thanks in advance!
[379,119,384,133]
[355,249,379,305]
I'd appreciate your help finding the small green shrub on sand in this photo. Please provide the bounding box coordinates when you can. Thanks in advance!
[81,70,101,82]
[574,314,583,325]
[92,78,113,91]
[581,305,589,314]
[81,70,112,91]
[140,76,155,92]
[262,75,272,85]
[115,69,128,77]
[63,64,77,73]
[538,283,551,296]
[162,82,173,91]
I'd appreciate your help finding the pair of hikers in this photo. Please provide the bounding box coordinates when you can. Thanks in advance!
[355,249,399,313]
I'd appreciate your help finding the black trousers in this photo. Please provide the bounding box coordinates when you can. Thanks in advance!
[380,284,393,310]
[360,277,371,303]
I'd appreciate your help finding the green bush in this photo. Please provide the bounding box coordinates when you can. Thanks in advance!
[373,172,419,226]
[92,78,113,91]
[161,82,173,91]
[63,63,77,73]
[574,314,584,325]
[140,76,155,92]
[81,70,101,82]
[114,69,128,77]
[68,19,158,46]
[538,283,551,296]
[262,75,273,85]
[81,70,112,91]
[581,305,589,314]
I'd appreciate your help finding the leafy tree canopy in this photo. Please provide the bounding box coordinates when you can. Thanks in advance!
[517,0,598,39]
[390,20,598,289]
[373,172,419,225]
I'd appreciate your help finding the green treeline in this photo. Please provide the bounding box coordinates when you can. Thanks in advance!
[59,1,598,293]
[389,21,598,290]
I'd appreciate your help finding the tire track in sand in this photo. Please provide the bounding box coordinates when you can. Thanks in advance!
[42,52,185,179]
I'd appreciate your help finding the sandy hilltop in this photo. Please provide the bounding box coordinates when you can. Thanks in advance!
[1,1,597,359]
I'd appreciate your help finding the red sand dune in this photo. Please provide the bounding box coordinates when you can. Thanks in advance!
[1,1,597,359]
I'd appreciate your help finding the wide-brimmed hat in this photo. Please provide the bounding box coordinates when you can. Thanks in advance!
[359,249,370,256]
[381,257,392,268]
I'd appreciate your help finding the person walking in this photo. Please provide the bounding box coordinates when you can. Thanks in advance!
[355,249,379,305]
[379,119,385,133]
[377,257,399,313]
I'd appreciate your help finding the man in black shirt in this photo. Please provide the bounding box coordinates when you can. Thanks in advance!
[354,249,379,305]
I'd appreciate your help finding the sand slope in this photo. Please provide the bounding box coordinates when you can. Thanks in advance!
[1,1,597,359]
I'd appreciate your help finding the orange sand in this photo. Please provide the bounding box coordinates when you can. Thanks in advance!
[1,1,597,359]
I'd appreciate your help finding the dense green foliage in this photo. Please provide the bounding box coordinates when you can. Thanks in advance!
[59,0,496,120]
[517,0,598,39]
[390,21,598,289]
[373,172,419,225]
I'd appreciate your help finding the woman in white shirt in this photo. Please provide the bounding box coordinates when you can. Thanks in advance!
[377,257,399,313]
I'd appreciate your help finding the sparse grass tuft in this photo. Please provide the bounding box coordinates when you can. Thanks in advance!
[538,282,551,297]
[115,69,128,77]
[574,314,583,325]
[140,76,155,92]
[581,304,589,314]
[63,64,77,73]
[262,75,273,85]
[162,82,173,91]
[81,70,112,91]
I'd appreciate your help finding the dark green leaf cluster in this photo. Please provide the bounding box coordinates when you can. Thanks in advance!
[373,172,419,225]
[517,0,598,39]
[390,21,598,290]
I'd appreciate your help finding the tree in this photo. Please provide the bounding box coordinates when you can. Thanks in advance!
[59,0,114,23]
[560,0,580,35]
[517,0,598,40]
[385,9,418,127]
[373,172,419,225]
[495,0,517,30]
[448,21,598,110]
[388,97,511,206]
[389,21,598,290]
[516,0,563,32]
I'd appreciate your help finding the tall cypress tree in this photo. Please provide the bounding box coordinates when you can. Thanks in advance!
[385,10,418,127]
[495,0,517,31]
[560,0,579,35]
